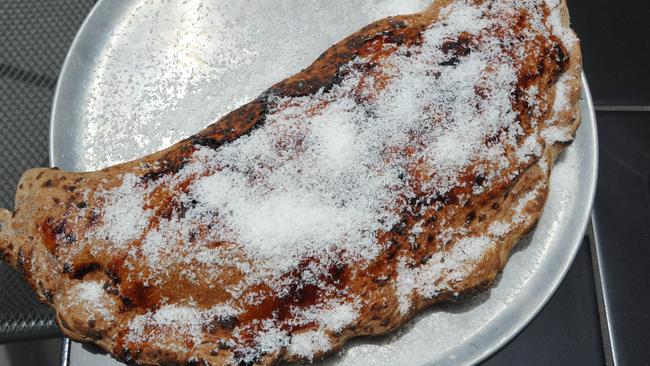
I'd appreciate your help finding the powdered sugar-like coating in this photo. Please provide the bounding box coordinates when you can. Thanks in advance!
[546,0,578,47]
[288,330,332,360]
[542,125,573,144]
[68,281,116,321]
[127,304,240,348]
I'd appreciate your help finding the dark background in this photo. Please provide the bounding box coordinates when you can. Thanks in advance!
[0,0,648,365]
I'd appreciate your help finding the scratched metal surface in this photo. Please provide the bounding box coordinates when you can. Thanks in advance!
[50,1,598,365]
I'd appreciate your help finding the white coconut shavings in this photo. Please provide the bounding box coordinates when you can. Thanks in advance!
[538,154,549,172]
[411,220,425,237]
[546,0,578,48]
[516,135,543,163]
[238,300,358,360]
[525,85,542,118]
[543,72,576,144]
[512,183,545,225]
[255,324,290,356]
[552,73,572,114]
[68,281,115,321]
[229,319,293,364]
[291,300,360,333]
[235,317,323,363]
[488,221,511,237]
[127,303,240,346]
[93,174,153,249]
[488,181,545,238]
[541,125,572,144]
[396,236,495,314]
[288,330,332,360]
[409,220,426,246]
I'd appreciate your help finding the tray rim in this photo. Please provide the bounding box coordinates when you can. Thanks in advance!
[50,1,599,365]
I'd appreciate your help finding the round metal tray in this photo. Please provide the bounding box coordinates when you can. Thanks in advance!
[51,1,598,365]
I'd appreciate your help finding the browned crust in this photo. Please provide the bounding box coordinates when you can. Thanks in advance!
[0,1,582,365]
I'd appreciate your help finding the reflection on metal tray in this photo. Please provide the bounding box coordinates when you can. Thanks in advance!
[51,1,598,365]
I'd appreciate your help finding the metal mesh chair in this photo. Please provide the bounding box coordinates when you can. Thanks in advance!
[0,0,95,342]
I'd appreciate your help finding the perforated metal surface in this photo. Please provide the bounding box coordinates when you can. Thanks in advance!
[0,0,95,341]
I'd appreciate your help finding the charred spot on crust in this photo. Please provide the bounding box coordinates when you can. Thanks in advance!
[63,185,77,192]
[390,221,407,235]
[382,30,406,45]
[16,248,26,274]
[465,211,476,224]
[119,295,134,311]
[103,282,120,296]
[386,239,399,259]
[554,42,569,65]
[62,262,72,273]
[43,290,53,303]
[474,174,486,186]
[218,315,238,330]
[439,56,460,67]
[87,211,99,227]
[441,36,472,58]
[186,360,205,366]
[193,138,223,150]
[72,262,101,280]
[42,179,54,188]
[388,18,407,30]
[190,96,270,150]
[119,281,161,310]
[205,315,238,334]
[142,159,189,182]
[218,340,233,350]
[120,347,131,362]
[426,215,437,225]
[329,67,352,92]
[106,268,121,285]
[233,351,260,366]
[41,219,60,255]
[372,275,390,286]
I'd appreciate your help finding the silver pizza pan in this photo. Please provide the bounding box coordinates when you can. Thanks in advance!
[50,1,598,365]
